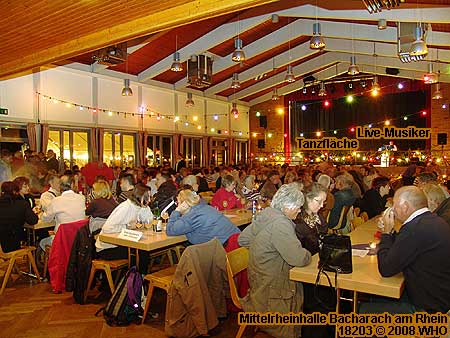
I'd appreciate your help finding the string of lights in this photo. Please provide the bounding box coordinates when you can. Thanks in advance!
[36,92,249,137]
[250,78,439,138]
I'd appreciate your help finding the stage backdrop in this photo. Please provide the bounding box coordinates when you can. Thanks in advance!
[289,90,428,153]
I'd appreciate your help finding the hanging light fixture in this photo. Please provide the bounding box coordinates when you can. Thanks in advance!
[232,38,245,62]
[348,56,360,75]
[348,24,359,75]
[230,102,239,118]
[410,25,428,57]
[378,19,387,30]
[432,83,443,100]
[121,49,133,96]
[121,79,133,96]
[285,65,295,83]
[230,73,240,88]
[423,63,438,84]
[310,3,325,50]
[371,76,381,96]
[170,35,183,72]
[318,82,327,96]
[185,92,194,107]
[310,23,325,49]
[271,88,280,101]
[231,14,245,62]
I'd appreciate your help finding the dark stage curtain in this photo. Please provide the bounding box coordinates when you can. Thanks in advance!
[290,90,427,152]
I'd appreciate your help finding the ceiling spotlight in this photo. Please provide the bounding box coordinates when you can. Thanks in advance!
[360,80,367,88]
[423,63,438,84]
[185,92,195,107]
[271,14,279,23]
[121,79,133,96]
[432,83,443,100]
[271,88,280,101]
[170,51,183,72]
[397,82,404,89]
[378,19,387,30]
[410,26,428,57]
[301,105,307,111]
[230,102,239,118]
[302,87,307,95]
[362,0,402,13]
[213,114,219,121]
[347,56,360,75]
[318,82,327,96]
[311,86,316,95]
[310,23,325,50]
[231,73,240,89]
[285,65,295,83]
[231,38,245,62]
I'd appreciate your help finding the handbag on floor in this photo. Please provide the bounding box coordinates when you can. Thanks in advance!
[95,266,143,326]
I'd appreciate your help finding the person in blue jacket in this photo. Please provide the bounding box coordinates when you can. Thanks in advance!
[166,187,240,245]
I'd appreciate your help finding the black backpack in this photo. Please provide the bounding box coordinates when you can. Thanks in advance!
[96,266,143,326]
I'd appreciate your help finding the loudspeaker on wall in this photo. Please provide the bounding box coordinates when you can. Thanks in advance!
[438,133,447,145]
[259,116,267,129]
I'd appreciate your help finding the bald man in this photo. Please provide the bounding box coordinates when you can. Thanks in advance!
[366,186,450,313]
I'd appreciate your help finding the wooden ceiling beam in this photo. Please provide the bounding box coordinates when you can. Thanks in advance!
[0,0,278,79]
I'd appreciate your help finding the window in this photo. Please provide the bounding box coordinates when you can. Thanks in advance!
[210,139,227,166]
[182,137,203,168]
[47,129,89,170]
[146,135,173,167]
[102,132,136,168]
[236,140,248,164]
[0,126,28,154]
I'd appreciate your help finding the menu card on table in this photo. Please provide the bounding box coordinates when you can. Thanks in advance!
[117,229,143,242]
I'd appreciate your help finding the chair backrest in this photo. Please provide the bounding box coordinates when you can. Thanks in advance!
[225,247,249,310]
[353,207,360,217]
[351,217,364,231]
[328,204,352,230]
[360,211,369,222]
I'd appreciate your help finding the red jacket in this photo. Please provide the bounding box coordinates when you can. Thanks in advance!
[211,188,243,211]
[48,219,89,293]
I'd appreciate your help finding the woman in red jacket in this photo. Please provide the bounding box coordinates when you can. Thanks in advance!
[211,175,245,211]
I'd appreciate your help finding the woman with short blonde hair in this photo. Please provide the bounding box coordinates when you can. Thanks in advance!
[86,180,117,219]
[92,180,112,199]
[176,188,200,209]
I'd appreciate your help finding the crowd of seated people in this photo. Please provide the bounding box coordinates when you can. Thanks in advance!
[2,149,450,337]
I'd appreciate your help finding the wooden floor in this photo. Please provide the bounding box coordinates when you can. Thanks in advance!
[0,275,272,338]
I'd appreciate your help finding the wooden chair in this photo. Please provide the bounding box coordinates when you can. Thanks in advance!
[351,217,364,231]
[0,245,41,295]
[42,245,51,280]
[84,258,128,302]
[141,265,177,324]
[328,205,352,233]
[226,247,249,338]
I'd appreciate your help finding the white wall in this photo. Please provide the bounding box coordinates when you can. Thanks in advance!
[0,74,34,122]
[0,65,250,140]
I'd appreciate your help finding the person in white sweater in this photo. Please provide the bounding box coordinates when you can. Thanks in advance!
[95,183,153,273]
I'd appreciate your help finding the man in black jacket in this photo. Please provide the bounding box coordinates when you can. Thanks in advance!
[361,186,450,314]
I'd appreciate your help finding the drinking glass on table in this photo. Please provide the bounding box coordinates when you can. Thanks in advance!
[161,211,169,230]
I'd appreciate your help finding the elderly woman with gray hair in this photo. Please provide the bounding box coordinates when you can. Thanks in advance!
[238,183,312,338]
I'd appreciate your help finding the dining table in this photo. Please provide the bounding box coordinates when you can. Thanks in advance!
[289,216,405,312]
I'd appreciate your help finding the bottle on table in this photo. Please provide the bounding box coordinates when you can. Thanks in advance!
[153,201,162,232]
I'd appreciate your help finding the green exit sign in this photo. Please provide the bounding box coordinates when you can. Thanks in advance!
[0,108,8,115]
